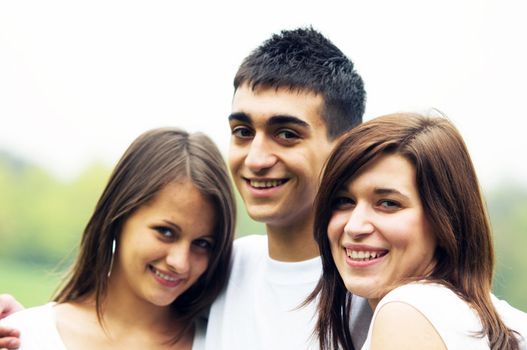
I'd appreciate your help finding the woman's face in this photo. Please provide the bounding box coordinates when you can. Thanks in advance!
[111,180,216,307]
[327,153,437,308]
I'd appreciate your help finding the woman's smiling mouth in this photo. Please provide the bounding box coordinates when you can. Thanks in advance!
[148,265,184,287]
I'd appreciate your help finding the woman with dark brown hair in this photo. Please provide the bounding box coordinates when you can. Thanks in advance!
[0,127,236,350]
[311,113,525,349]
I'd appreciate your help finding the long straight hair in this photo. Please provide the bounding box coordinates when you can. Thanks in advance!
[54,127,235,341]
[311,113,519,349]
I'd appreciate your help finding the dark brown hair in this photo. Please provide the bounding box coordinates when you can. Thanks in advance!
[311,113,519,349]
[234,27,365,140]
[54,127,235,340]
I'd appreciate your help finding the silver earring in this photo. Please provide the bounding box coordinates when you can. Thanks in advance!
[107,238,117,277]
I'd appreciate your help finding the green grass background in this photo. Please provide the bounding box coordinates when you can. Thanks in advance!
[0,259,63,306]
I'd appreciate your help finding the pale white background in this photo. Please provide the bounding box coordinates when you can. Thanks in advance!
[1,0,526,187]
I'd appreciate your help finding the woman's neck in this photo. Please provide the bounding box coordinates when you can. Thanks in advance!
[55,288,192,350]
[101,278,179,335]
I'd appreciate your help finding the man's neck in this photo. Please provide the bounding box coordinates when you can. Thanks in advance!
[265,216,319,262]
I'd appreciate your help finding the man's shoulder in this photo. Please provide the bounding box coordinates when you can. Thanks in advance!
[227,234,268,276]
[234,234,268,255]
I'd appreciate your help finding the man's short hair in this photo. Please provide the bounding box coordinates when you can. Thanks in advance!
[234,27,366,139]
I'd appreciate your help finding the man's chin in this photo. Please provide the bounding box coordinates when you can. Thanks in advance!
[245,204,280,224]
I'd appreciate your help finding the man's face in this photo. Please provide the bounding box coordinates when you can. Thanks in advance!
[228,83,334,228]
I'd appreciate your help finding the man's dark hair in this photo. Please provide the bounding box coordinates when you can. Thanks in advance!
[234,27,366,139]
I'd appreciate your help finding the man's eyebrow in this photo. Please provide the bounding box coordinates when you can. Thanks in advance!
[268,115,310,128]
[374,188,411,200]
[228,112,252,124]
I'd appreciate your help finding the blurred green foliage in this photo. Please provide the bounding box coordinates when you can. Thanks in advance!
[0,258,63,304]
[487,184,527,309]
[0,151,525,312]
[0,153,110,266]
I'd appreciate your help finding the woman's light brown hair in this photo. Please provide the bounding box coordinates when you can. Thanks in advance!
[54,127,235,341]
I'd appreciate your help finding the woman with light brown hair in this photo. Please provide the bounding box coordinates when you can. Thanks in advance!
[0,127,236,349]
[311,113,525,349]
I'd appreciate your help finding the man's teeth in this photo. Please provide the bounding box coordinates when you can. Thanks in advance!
[250,179,285,188]
[346,250,384,261]
[152,268,178,282]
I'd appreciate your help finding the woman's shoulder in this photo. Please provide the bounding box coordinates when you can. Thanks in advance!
[378,282,483,329]
[0,302,66,350]
[0,302,56,328]
[373,282,488,349]
[369,297,446,349]
[380,282,462,305]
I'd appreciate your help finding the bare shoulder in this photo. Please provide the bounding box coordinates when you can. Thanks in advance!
[370,301,446,350]
[55,301,105,349]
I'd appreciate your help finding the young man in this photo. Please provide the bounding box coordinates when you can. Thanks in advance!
[203,28,371,349]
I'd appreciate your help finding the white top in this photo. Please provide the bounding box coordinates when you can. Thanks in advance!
[492,294,527,349]
[361,283,527,350]
[205,234,372,350]
[0,302,206,350]
[0,303,66,350]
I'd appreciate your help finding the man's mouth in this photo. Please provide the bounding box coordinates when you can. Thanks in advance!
[246,179,288,189]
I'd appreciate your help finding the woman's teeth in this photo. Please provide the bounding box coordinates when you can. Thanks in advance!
[346,249,386,261]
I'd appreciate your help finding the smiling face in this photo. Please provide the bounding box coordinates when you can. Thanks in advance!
[327,153,437,307]
[228,83,334,228]
[111,180,216,307]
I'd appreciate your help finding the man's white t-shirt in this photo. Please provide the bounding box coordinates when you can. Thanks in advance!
[205,234,372,350]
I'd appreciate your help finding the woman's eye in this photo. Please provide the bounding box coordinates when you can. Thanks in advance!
[232,126,253,139]
[193,239,213,250]
[155,227,174,239]
[379,200,401,210]
[333,196,355,209]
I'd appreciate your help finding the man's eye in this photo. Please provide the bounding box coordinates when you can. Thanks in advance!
[193,239,213,250]
[276,129,299,140]
[232,126,253,138]
[155,227,174,239]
